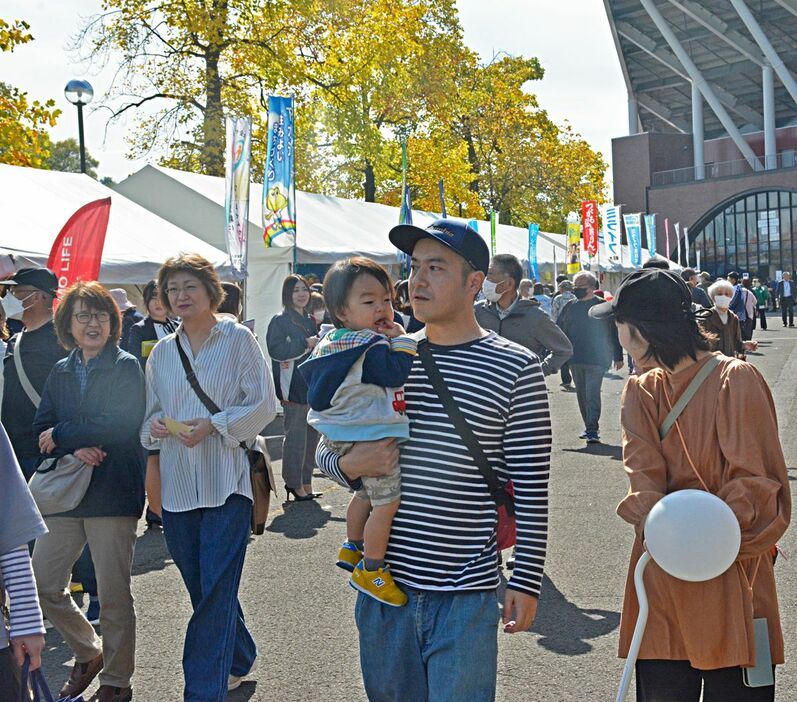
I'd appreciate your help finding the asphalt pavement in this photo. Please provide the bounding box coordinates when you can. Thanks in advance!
[39,324,797,701]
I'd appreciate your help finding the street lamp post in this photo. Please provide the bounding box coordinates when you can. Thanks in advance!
[64,80,94,174]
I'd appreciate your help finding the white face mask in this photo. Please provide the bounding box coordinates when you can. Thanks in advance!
[714,295,732,310]
[312,310,325,324]
[482,279,505,303]
[1,292,34,320]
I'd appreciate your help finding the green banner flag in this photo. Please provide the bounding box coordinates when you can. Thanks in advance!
[490,211,498,255]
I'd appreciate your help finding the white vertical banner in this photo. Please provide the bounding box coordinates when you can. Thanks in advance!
[675,222,681,266]
[684,227,690,268]
[696,244,701,272]
[224,116,252,279]
[602,204,621,264]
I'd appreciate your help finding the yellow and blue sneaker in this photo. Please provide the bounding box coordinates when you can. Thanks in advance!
[336,541,363,572]
[349,561,408,607]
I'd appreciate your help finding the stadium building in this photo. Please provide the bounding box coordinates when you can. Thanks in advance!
[606,0,797,278]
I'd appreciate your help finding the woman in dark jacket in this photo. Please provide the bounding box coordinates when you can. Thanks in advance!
[127,279,179,368]
[266,274,319,500]
[31,281,145,702]
[126,280,177,527]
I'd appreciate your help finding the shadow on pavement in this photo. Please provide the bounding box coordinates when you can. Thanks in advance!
[531,575,620,655]
[267,500,334,539]
[561,444,623,461]
[132,526,172,576]
[229,681,258,700]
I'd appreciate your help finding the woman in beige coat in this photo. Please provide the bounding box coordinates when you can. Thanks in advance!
[590,268,790,701]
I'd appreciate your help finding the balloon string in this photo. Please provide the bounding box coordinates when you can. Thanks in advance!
[661,383,710,493]
[663,379,762,594]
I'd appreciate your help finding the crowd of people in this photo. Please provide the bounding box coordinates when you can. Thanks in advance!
[0,219,790,702]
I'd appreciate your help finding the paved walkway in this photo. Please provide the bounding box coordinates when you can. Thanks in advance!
[39,326,797,700]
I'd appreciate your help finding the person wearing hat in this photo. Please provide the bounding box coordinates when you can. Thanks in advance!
[556,271,623,443]
[109,289,144,354]
[315,219,551,702]
[0,268,67,478]
[592,269,790,701]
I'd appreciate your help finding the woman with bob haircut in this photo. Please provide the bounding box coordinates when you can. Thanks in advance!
[590,268,790,701]
[266,273,320,500]
[32,281,146,702]
[141,253,276,701]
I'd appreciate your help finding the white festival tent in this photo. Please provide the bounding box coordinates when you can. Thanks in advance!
[0,164,231,284]
[116,165,651,340]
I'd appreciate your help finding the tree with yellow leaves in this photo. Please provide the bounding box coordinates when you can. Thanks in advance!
[0,19,60,168]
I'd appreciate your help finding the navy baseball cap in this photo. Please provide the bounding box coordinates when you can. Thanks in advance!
[389,219,490,275]
[589,268,693,323]
[0,267,58,295]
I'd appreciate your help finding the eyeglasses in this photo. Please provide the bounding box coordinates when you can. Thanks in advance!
[73,311,111,324]
[165,284,200,297]
[11,288,38,299]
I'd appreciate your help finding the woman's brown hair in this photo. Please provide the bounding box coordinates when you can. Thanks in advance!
[53,281,122,350]
[157,254,224,314]
[323,257,393,329]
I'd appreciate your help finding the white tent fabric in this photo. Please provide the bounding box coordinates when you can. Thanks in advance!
[116,165,651,341]
[0,164,231,284]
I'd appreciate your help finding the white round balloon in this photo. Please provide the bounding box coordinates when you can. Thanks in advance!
[644,489,741,582]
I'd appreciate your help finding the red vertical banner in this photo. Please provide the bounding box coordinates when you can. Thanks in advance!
[47,198,111,303]
[582,200,598,256]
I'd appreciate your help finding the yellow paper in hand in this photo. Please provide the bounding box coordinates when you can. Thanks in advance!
[164,417,193,435]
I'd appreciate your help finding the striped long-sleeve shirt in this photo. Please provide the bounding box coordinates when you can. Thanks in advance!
[317,332,551,597]
[140,317,278,512]
[0,546,45,646]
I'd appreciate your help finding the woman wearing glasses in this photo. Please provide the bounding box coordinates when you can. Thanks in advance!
[31,282,146,702]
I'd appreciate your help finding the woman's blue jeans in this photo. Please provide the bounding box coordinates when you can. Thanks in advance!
[355,587,500,702]
[162,494,257,702]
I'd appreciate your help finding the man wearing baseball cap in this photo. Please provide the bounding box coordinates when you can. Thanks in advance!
[314,219,552,701]
[0,268,67,477]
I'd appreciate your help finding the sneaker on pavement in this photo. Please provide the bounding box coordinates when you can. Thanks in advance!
[578,430,588,439]
[86,596,101,625]
[585,432,601,444]
[336,541,363,573]
[350,561,408,607]
[60,653,104,698]
[90,685,132,702]
[228,657,258,691]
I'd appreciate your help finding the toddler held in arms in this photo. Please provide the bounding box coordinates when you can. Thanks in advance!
[299,257,416,606]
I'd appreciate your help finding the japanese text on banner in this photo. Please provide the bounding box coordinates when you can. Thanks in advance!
[581,201,598,256]
[528,223,540,281]
[224,117,251,278]
[566,222,581,274]
[623,213,643,268]
[263,96,296,248]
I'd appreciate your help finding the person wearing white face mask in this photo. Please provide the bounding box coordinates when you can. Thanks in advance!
[475,254,572,377]
[701,279,748,359]
[0,268,67,479]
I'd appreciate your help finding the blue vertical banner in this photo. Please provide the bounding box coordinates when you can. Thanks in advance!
[623,213,643,267]
[643,213,657,256]
[438,178,447,218]
[528,223,540,281]
[262,96,296,249]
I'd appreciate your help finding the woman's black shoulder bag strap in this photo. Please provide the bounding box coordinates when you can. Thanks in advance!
[417,340,514,515]
[175,336,246,451]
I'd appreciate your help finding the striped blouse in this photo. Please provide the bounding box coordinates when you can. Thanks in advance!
[140,317,278,512]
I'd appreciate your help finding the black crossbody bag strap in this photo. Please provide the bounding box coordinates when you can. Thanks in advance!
[417,341,514,515]
[175,337,248,451]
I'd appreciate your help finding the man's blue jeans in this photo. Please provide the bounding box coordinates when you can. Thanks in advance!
[355,587,500,702]
[162,494,256,702]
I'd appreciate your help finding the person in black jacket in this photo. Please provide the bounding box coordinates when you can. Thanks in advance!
[31,281,145,702]
[126,280,178,529]
[266,275,320,500]
[109,289,144,353]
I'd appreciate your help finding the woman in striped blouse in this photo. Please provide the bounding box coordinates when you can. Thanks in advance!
[140,254,277,701]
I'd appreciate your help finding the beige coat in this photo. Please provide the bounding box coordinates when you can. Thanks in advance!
[618,353,790,669]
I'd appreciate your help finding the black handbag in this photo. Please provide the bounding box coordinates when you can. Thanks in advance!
[176,337,275,535]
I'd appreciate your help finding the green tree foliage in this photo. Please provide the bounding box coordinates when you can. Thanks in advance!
[0,19,60,168]
[46,138,99,178]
